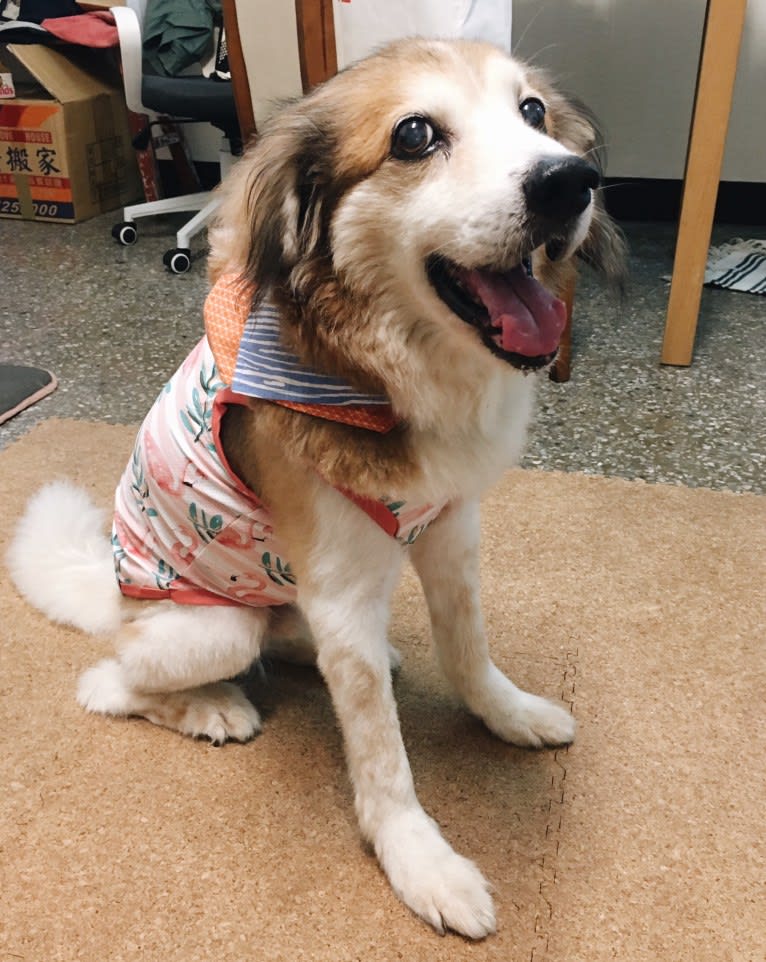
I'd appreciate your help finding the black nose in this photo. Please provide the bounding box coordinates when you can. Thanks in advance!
[523,156,599,223]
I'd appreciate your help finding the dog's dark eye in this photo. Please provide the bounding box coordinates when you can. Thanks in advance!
[520,97,546,130]
[392,116,436,160]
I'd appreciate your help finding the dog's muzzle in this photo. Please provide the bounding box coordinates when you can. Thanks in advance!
[426,157,597,371]
[523,155,599,260]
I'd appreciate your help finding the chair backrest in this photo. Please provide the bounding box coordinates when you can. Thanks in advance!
[113,0,188,116]
[112,3,146,114]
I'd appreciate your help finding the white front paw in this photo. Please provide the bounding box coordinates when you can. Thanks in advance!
[482,687,575,748]
[375,809,495,939]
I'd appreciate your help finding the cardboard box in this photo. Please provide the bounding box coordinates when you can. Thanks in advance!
[0,44,140,223]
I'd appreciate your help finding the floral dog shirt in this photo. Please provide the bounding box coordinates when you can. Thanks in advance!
[112,279,447,607]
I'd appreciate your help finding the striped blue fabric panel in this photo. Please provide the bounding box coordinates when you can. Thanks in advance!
[231,302,390,406]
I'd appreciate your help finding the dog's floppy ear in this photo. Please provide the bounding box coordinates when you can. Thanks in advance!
[578,194,628,294]
[208,101,332,290]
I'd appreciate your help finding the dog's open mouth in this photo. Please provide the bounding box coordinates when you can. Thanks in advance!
[427,256,567,370]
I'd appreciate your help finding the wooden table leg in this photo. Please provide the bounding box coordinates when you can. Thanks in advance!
[660,0,747,366]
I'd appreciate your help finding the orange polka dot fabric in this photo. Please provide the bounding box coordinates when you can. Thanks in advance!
[204,274,398,434]
[276,399,399,433]
[204,273,256,385]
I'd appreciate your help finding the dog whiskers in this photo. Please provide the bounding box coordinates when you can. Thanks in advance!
[594,181,630,193]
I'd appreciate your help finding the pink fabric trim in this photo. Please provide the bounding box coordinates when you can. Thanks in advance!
[211,388,265,506]
[337,488,400,538]
[119,583,241,606]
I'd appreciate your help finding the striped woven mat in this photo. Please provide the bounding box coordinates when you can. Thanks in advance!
[705,238,766,294]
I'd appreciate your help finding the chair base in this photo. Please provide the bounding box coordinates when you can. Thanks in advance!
[120,191,215,249]
[113,137,234,270]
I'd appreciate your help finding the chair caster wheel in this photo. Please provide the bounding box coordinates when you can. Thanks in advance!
[112,221,138,246]
[163,248,192,274]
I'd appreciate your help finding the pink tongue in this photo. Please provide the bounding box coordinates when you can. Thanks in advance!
[460,266,567,357]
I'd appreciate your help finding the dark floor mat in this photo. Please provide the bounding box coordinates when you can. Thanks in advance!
[0,365,57,425]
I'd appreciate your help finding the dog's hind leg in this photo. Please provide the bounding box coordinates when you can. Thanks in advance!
[410,500,576,748]
[77,604,267,744]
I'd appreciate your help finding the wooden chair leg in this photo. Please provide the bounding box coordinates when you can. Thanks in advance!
[295,0,338,91]
[661,0,746,366]
[549,272,576,383]
[221,0,258,144]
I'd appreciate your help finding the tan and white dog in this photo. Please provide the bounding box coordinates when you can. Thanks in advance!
[9,40,625,938]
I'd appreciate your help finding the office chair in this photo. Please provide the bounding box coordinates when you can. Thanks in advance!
[111,0,240,273]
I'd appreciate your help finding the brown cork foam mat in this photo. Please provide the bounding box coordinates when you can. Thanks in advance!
[1,419,763,962]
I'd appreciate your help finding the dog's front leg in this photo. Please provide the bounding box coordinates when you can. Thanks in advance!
[297,492,495,939]
[410,500,575,748]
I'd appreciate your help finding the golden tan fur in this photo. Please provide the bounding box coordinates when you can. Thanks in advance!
[10,39,626,940]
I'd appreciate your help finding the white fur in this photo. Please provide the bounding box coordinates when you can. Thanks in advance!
[297,488,496,934]
[410,500,575,748]
[115,604,265,694]
[9,482,266,742]
[6,480,123,634]
[7,42,587,940]
[376,808,495,938]
[293,486,567,936]
[77,661,262,745]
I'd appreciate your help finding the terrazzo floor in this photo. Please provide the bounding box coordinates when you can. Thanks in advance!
[1,213,764,494]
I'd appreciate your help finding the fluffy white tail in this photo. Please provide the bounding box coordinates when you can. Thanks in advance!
[7,480,123,634]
